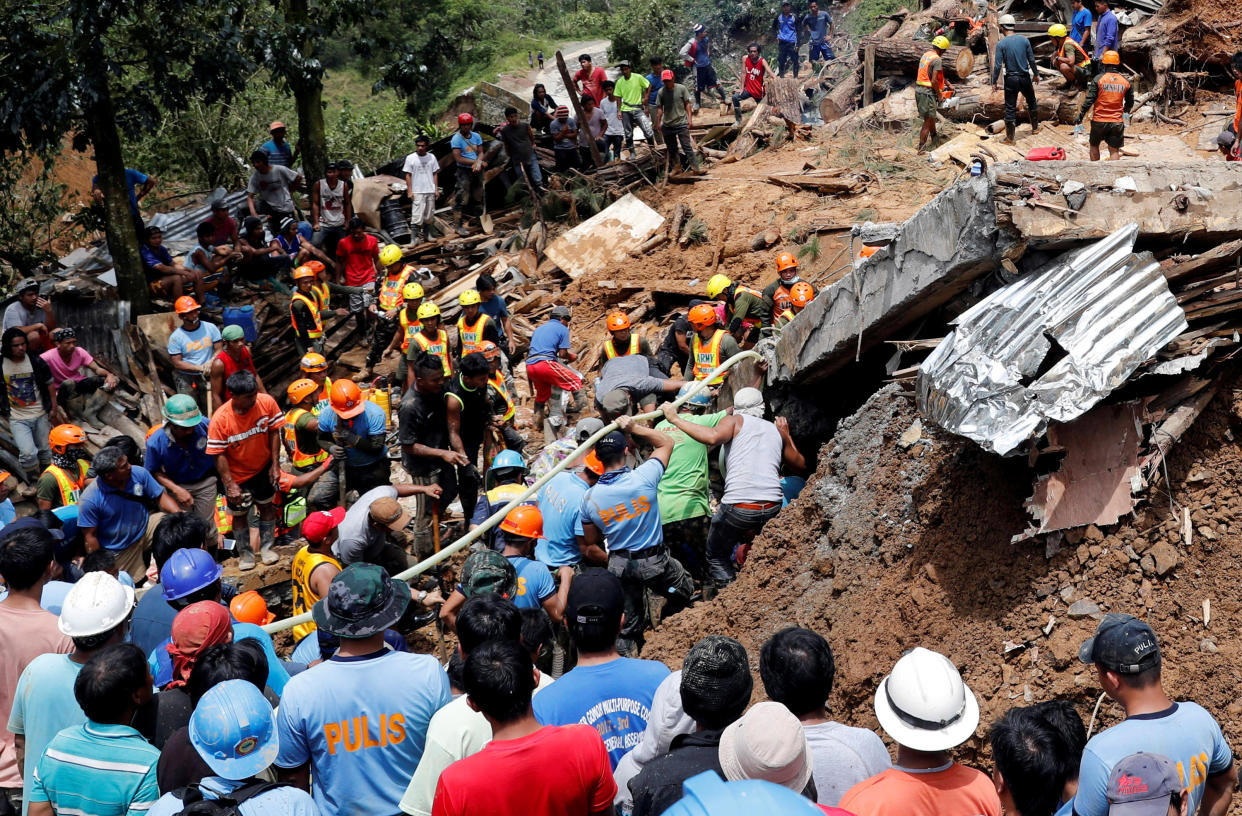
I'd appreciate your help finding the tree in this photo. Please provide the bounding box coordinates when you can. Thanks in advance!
[0,0,251,315]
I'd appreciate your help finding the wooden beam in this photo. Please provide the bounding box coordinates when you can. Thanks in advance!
[555,51,603,169]
[863,42,876,108]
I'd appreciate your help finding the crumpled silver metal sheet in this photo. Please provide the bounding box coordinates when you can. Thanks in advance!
[917,223,1188,455]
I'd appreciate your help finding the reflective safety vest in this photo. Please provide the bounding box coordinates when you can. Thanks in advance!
[215,494,233,535]
[692,329,726,384]
[603,334,640,360]
[399,309,422,352]
[291,547,342,643]
[917,50,944,93]
[456,314,492,357]
[285,408,328,468]
[43,461,89,507]
[1058,39,1091,68]
[489,372,516,422]
[773,284,793,313]
[377,268,412,311]
[291,292,323,339]
[413,329,453,376]
[729,284,766,328]
[1092,71,1131,123]
[774,307,796,328]
[311,282,331,311]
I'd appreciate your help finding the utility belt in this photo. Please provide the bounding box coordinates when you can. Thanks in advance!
[612,543,667,560]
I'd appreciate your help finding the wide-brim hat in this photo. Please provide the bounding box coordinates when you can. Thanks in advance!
[313,563,410,638]
[873,661,980,752]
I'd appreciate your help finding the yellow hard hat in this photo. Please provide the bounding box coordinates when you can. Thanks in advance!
[1047,23,1067,38]
[379,244,403,266]
[292,265,316,281]
[706,274,732,299]
[459,289,482,306]
[417,301,441,320]
[1101,49,1121,65]
[402,282,425,301]
[932,35,951,50]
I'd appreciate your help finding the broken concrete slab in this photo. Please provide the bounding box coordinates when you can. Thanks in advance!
[545,194,665,279]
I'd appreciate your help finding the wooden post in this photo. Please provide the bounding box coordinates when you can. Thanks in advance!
[555,51,604,169]
[863,43,876,107]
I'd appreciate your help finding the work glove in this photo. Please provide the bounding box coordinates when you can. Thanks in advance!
[328,444,348,460]
[336,430,360,447]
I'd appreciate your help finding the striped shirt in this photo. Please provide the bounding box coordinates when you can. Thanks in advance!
[205,393,285,483]
[28,721,161,816]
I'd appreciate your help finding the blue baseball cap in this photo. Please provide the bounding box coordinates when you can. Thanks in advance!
[594,430,628,460]
[190,679,279,779]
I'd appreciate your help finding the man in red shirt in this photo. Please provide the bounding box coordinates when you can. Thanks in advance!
[209,324,266,408]
[573,54,608,105]
[432,638,616,816]
[733,42,775,125]
[335,216,382,335]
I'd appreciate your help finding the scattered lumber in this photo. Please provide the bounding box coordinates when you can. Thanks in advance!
[766,168,872,195]
[856,38,975,81]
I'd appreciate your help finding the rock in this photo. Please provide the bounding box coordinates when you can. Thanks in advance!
[1197,525,1218,541]
[1065,528,1086,545]
[1124,545,1140,562]
[899,420,923,449]
[1068,599,1101,618]
[1059,585,1076,603]
[1084,525,1104,542]
[1045,626,1079,669]
[1149,541,1179,577]
[1089,545,1102,559]
[1076,544,1091,565]
[1140,553,1156,575]
[1132,535,1155,554]
[1201,638,1218,654]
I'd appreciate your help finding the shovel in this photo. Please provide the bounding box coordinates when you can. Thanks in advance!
[480,187,494,235]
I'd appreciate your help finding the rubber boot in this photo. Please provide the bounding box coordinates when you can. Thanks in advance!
[1003,123,1016,145]
[1030,111,1040,134]
[532,401,546,439]
[237,545,256,571]
[453,212,469,237]
[259,519,278,565]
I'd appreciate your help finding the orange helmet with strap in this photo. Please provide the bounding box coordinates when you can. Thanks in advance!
[174,296,200,314]
[287,379,320,404]
[329,379,366,419]
[606,311,631,331]
[499,505,543,539]
[687,303,717,330]
[229,591,276,625]
[789,282,815,309]
[775,252,798,272]
[49,424,87,454]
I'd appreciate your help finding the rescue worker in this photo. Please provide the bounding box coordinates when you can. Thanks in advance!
[299,352,332,405]
[382,282,424,388]
[360,247,414,380]
[761,252,813,316]
[468,449,531,551]
[992,14,1040,145]
[289,506,345,664]
[1216,52,1242,161]
[209,324,265,409]
[653,383,721,584]
[705,274,770,346]
[290,264,346,356]
[1049,23,1092,87]
[455,289,501,360]
[446,352,494,535]
[598,311,654,366]
[167,296,220,413]
[774,281,816,328]
[36,424,91,511]
[481,341,523,452]
[688,303,741,390]
[317,379,391,498]
[284,378,333,509]
[1075,50,1134,161]
[145,395,219,538]
[409,302,453,380]
[916,36,954,152]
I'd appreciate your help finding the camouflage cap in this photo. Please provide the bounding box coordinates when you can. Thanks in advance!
[312,563,410,638]
[459,550,518,600]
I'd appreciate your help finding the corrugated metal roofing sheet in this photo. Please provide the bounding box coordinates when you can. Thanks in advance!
[146,190,248,242]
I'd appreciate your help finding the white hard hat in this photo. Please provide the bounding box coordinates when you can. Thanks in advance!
[998,13,1017,26]
[872,647,979,752]
[58,572,136,638]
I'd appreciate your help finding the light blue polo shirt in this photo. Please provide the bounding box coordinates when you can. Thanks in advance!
[77,465,164,551]
[146,776,319,816]
[536,470,591,566]
[28,721,161,816]
[316,401,388,467]
[576,460,665,553]
[508,554,555,609]
[7,654,85,816]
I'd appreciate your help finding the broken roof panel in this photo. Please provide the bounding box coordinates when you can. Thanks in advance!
[917,223,1188,455]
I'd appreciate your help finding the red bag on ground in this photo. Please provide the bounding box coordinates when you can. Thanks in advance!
[1025,147,1066,161]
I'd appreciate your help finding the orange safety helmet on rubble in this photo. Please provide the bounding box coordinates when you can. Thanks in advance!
[775,252,798,272]
[287,379,320,405]
[789,282,815,309]
[49,424,87,454]
[500,505,544,539]
[300,352,328,373]
[687,303,718,330]
[229,590,276,625]
[1101,50,1121,65]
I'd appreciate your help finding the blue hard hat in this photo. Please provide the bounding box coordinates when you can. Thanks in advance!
[677,383,711,407]
[489,449,527,473]
[190,679,279,779]
[161,548,223,601]
[663,771,823,816]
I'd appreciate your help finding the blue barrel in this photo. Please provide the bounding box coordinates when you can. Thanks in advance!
[223,305,258,342]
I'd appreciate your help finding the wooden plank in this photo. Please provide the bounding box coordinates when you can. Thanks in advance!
[863,42,876,108]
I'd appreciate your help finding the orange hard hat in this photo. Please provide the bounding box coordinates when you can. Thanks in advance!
[174,296,200,314]
[789,281,815,309]
[305,260,326,275]
[775,251,799,272]
[1101,50,1121,65]
[479,340,501,361]
[499,505,543,539]
[583,451,605,476]
[688,303,717,330]
[329,379,366,419]
[606,311,631,331]
[292,265,316,281]
[49,424,87,453]
[229,590,276,625]
[287,378,320,405]
[858,245,879,259]
[300,352,328,373]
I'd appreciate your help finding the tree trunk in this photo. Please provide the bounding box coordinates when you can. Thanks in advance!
[941,82,1082,124]
[874,9,908,39]
[820,66,863,121]
[555,51,602,169]
[856,37,975,80]
[287,0,326,183]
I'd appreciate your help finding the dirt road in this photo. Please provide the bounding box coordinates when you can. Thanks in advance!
[496,38,612,108]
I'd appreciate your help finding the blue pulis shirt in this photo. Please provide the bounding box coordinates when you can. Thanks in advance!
[1071,7,1093,43]
[536,470,591,566]
[577,460,665,553]
[145,418,215,484]
[77,466,164,551]
[1094,10,1118,58]
[507,554,556,609]
[316,401,388,467]
[533,656,671,769]
[777,12,798,42]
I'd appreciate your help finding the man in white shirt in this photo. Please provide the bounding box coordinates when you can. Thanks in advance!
[403,135,440,243]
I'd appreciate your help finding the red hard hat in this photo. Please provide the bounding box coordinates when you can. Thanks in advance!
[457,113,474,125]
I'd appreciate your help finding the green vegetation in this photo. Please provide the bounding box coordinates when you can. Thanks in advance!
[0,155,67,272]
[843,0,908,42]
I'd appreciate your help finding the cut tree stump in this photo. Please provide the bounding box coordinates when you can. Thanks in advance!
[856,37,975,80]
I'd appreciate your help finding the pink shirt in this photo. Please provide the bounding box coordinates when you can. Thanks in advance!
[0,602,73,787]
[40,347,94,387]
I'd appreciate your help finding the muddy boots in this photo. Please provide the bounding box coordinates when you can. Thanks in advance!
[259,519,278,565]
[1030,111,1040,134]
[1003,122,1016,144]
[453,212,469,237]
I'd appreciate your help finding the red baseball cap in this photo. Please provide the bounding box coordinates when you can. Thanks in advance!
[661,69,675,80]
[303,507,346,545]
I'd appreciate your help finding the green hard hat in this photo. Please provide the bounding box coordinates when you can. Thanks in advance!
[163,394,203,427]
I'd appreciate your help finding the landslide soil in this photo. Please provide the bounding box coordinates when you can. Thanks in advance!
[643,377,1242,765]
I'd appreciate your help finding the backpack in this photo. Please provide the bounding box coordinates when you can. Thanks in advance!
[171,779,288,816]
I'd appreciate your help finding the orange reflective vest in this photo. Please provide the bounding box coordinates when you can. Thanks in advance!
[456,314,492,357]
[1234,79,1242,138]
[603,334,640,360]
[773,284,793,313]
[775,308,796,328]
[1058,39,1091,68]
[378,268,412,311]
[308,377,331,414]
[285,408,328,468]
[489,372,516,422]
[215,494,232,535]
[692,329,726,384]
[43,461,88,507]
[311,282,331,311]
[729,284,766,329]
[291,292,324,339]
[1092,72,1131,123]
[399,310,422,353]
[413,330,453,376]
[917,50,944,93]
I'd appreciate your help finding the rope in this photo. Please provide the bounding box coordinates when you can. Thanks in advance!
[261,349,762,635]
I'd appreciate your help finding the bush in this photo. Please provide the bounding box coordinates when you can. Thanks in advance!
[326,99,444,174]
[0,154,69,273]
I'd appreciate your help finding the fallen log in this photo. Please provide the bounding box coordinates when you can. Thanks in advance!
[751,228,781,250]
[668,203,689,242]
[856,38,975,80]
[724,99,771,161]
[820,67,862,122]
[873,8,908,39]
[941,83,1080,124]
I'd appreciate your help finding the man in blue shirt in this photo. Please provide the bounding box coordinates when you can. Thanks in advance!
[646,58,665,108]
[536,459,600,567]
[803,1,835,70]
[991,14,1041,144]
[774,1,800,77]
[91,168,155,232]
[450,113,485,236]
[166,299,221,413]
[526,306,584,445]
[261,121,298,167]
[77,446,180,582]
[577,419,694,654]
[317,381,390,498]
[1070,0,1093,48]
[275,564,451,816]
[145,394,218,540]
[1073,614,1234,816]
[680,25,727,112]
[532,568,671,768]
[1092,0,1119,71]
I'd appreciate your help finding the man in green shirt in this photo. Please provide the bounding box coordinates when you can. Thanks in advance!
[655,384,725,584]
[613,60,656,155]
[653,70,703,175]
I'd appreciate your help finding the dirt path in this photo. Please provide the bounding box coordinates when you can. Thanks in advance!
[496,38,612,108]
